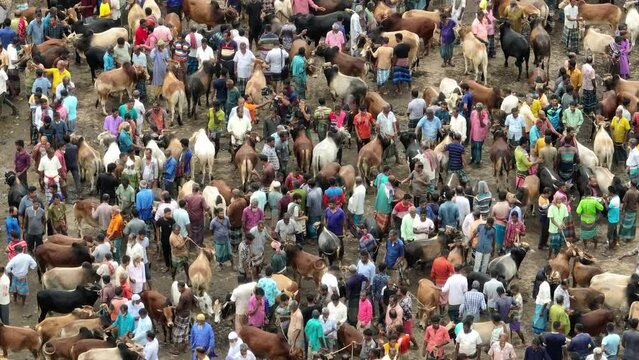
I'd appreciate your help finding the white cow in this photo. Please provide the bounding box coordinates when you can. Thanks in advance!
[439,77,461,96]
[582,26,615,62]
[145,139,166,171]
[274,0,292,21]
[202,186,226,216]
[624,1,639,49]
[592,166,615,195]
[590,272,631,311]
[170,280,215,318]
[460,27,488,83]
[593,122,614,170]
[312,127,351,175]
[190,129,216,183]
[576,140,599,170]
[97,131,120,171]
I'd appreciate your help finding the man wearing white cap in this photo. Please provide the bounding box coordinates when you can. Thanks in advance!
[126,293,145,324]
[226,331,244,360]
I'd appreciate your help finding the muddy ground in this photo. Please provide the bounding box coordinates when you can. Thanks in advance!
[4,0,639,359]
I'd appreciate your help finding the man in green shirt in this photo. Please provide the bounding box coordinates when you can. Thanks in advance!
[313,99,331,142]
[207,101,225,157]
[118,98,138,123]
[547,195,570,259]
[107,303,136,340]
[576,195,604,248]
[305,309,326,358]
[549,295,570,335]
[225,79,241,116]
[514,138,540,189]
[562,101,584,135]
[291,48,307,99]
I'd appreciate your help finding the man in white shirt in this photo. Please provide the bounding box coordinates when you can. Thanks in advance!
[449,108,467,143]
[356,251,376,284]
[441,264,467,321]
[348,177,366,225]
[33,99,53,129]
[234,344,257,360]
[132,90,146,133]
[456,319,482,358]
[143,331,159,360]
[483,270,504,310]
[185,27,203,75]
[274,213,297,243]
[350,6,364,56]
[38,148,62,193]
[321,265,340,299]
[264,45,288,91]
[196,38,215,69]
[327,295,347,326]
[233,42,255,94]
[6,245,37,305]
[0,267,10,324]
[505,107,525,143]
[132,308,153,346]
[562,0,580,53]
[233,29,250,49]
[454,186,471,227]
[230,281,257,330]
[227,99,253,148]
[553,279,571,310]
[376,104,400,164]
[110,0,121,20]
[320,307,339,351]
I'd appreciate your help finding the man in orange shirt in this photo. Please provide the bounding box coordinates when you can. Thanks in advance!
[106,205,125,262]
[431,249,455,314]
[353,103,374,151]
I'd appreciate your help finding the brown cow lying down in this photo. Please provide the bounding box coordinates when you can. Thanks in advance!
[44,234,94,246]
[239,325,304,360]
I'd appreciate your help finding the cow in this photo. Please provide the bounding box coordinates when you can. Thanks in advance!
[317,223,343,266]
[379,13,437,53]
[244,59,268,104]
[619,91,639,114]
[239,325,304,360]
[593,166,626,199]
[603,74,639,96]
[499,20,530,81]
[312,127,351,175]
[486,244,529,285]
[97,131,121,172]
[496,0,546,19]
[36,307,95,343]
[59,316,111,337]
[94,62,148,115]
[143,138,166,171]
[321,63,368,104]
[76,343,144,360]
[69,338,116,360]
[364,91,389,119]
[202,186,226,218]
[165,12,182,39]
[539,166,563,195]
[189,248,215,296]
[72,135,102,191]
[489,130,512,189]
[515,175,540,216]
[73,198,100,238]
[5,171,27,209]
[315,44,368,78]
[338,165,356,194]
[42,327,99,360]
[183,0,238,26]
[158,132,183,166]
[272,273,300,301]
[403,230,456,269]
[210,179,233,205]
[458,26,488,83]
[576,140,599,170]
[283,242,327,287]
[18,42,70,68]
[35,243,93,281]
[0,323,41,359]
[67,28,129,61]
[337,324,363,355]
[185,60,216,118]
[127,1,161,37]
[63,11,119,37]
[570,288,605,313]
[36,285,101,322]
[582,26,614,62]
[357,136,391,181]
[398,132,422,172]
[44,234,93,246]
[548,244,580,281]
[590,272,631,311]
[360,29,420,70]
[292,127,313,174]
[82,46,106,83]
[316,162,341,190]
[574,164,595,198]
[140,290,175,342]
[289,39,317,76]
[291,12,352,46]
[572,257,604,287]
[402,9,440,22]
[233,132,261,191]
[559,0,621,29]
[593,120,614,170]
[529,16,551,70]
[162,62,187,126]
[625,1,639,49]
[190,129,216,183]
[42,262,100,290]
[599,90,618,125]
[416,279,441,328]
[579,309,616,336]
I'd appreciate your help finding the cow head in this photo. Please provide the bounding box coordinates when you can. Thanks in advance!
[97,131,117,148]
[71,306,95,318]
[194,292,214,317]
[161,305,175,327]
[220,293,236,321]
[4,171,17,187]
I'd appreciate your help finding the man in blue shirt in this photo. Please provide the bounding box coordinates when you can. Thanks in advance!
[445,133,469,184]
[414,108,442,147]
[32,69,51,96]
[26,11,44,45]
[459,83,473,121]
[567,323,596,359]
[384,229,404,281]
[0,19,16,49]
[470,217,496,273]
[438,190,458,229]
[135,180,154,222]
[505,107,525,144]
[545,95,563,134]
[164,150,177,199]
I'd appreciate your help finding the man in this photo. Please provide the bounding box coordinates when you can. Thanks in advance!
[442,264,467,321]
[345,265,368,325]
[6,245,36,305]
[24,199,45,252]
[611,108,631,165]
[563,0,581,53]
[422,315,450,359]
[563,101,584,135]
[233,42,255,95]
[505,107,525,144]
[400,206,417,243]
[189,313,215,359]
[582,56,597,115]
[324,199,345,251]
[384,230,404,283]
[549,294,570,335]
[169,224,189,282]
[376,104,400,164]
[26,10,44,45]
[623,318,639,360]
[455,318,481,359]
[459,281,486,321]
[132,308,153,345]
[322,304,340,349]
[576,194,604,248]
[470,217,496,273]
[305,310,327,359]
[392,33,411,94]
[38,148,61,198]
[172,281,194,354]
[407,89,426,130]
[370,37,393,93]
[96,163,119,201]
[548,194,570,258]
[445,133,469,184]
[353,104,375,150]
[488,334,516,360]
[431,249,454,310]
[415,108,442,147]
[0,267,9,324]
[14,139,31,186]
[321,265,340,300]
[105,205,124,262]
[438,191,459,229]
[350,6,365,56]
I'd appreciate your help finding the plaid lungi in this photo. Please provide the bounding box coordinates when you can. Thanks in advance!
[172,255,189,268]
[172,313,191,343]
[392,65,411,85]
[375,213,391,233]
[580,221,597,240]
[229,226,243,246]
[515,171,528,188]
[620,211,637,240]
[563,218,576,242]
[562,26,580,53]
[7,68,19,96]
[236,77,248,95]
[215,241,232,263]
[10,276,28,295]
[377,68,390,86]
[549,232,565,253]
[187,56,198,75]
[440,43,454,60]
[582,89,597,113]
[488,35,495,57]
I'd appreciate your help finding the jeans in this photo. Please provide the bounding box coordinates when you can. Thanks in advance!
[112,237,122,263]
[474,251,490,273]
[68,167,81,195]
[471,140,484,164]
[26,234,43,253]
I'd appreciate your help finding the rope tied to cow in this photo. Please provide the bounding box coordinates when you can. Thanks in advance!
[320,340,356,360]
[187,237,204,250]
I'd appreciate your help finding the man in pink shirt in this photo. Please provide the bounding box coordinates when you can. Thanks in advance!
[471,11,488,44]
[247,287,266,328]
[292,0,325,15]
[325,24,345,51]
[357,290,373,329]
[152,18,173,44]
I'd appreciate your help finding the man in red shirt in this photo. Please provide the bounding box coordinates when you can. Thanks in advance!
[391,194,413,235]
[353,103,375,151]
[134,19,149,46]
[431,249,455,314]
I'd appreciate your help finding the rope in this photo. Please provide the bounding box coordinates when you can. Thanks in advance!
[408,291,425,311]
[322,341,359,358]
[188,237,203,249]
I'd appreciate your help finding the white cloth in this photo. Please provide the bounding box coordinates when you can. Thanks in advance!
[234,351,257,360]
[154,201,179,221]
[0,69,8,95]
[0,274,10,305]
[6,253,37,278]
[357,260,376,283]
[233,35,250,49]
[627,147,639,169]
[33,107,53,128]
[265,48,288,74]
[456,330,482,355]
[132,315,153,345]
[55,81,75,101]
[454,195,471,227]
[126,262,146,293]
[563,4,578,29]
[413,217,434,241]
[320,315,338,339]
[376,111,397,137]
[226,338,245,360]
[321,272,339,298]
[462,213,475,239]
[553,286,571,310]
[536,281,551,305]
[451,0,466,22]
[230,282,257,315]
[38,156,62,178]
[233,50,256,79]
[143,338,159,360]
[450,115,467,142]
[442,273,468,306]
[326,301,347,325]
[132,52,147,69]
[483,278,504,309]
[348,184,366,215]
[196,46,215,68]
[187,32,203,57]
[7,44,17,70]
[350,12,363,55]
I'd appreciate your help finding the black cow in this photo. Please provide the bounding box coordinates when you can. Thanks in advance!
[398,132,421,171]
[574,164,593,198]
[186,61,218,118]
[67,18,119,36]
[499,20,529,81]
[317,223,343,266]
[85,47,106,83]
[486,245,529,285]
[291,12,352,46]
[116,342,143,360]
[36,285,100,322]
[466,271,492,292]
[5,171,27,209]
[322,64,367,106]
[539,166,562,195]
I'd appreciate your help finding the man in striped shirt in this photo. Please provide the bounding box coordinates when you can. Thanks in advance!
[458,281,486,321]
[173,34,190,75]
[445,132,469,184]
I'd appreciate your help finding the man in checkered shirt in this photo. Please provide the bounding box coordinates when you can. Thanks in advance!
[459,280,486,322]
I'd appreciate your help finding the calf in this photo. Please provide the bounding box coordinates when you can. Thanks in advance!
[593,120,614,170]
[579,309,615,336]
[364,91,389,119]
[337,324,363,355]
[42,262,100,290]
[69,338,116,360]
[42,327,97,360]
[233,132,260,191]
[515,175,540,216]
[162,62,187,126]
[272,274,300,302]
[94,62,147,115]
[239,325,303,360]
[244,59,268,104]
[209,179,232,204]
[59,316,110,337]
[36,285,101,322]
[416,279,440,328]
[0,323,41,359]
[338,165,356,194]
[322,63,368,105]
[462,80,502,112]
[35,243,93,281]
[582,26,614,62]
[499,21,530,80]
[380,13,436,53]
[36,307,95,343]
[76,343,143,360]
[316,162,341,190]
[459,27,488,83]
[140,290,175,342]
[487,244,529,285]
[357,136,391,181]
[576,140,599,170]
[284,243,327,287]
[573,257,603,287]
[72,136,102,192]
[530,16,551,70]
[489,130,512,189]
[189,248,215,296]
[312,128,350,175]
[73,198,100,238]
[316,44,368,78]
[190,129,216,183]
[292,127,313,174]
[559,0,621,29]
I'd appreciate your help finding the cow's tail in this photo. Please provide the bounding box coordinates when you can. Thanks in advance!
[177,89,187,124]
[313,155,320,177]
[241,159,252,191]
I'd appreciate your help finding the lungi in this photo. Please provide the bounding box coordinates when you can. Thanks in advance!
[614,143,627,163]
[377,68,390,86]
[619,211,637,241]
[562,26,580,53]
[510,319,521,333]
[229,226,243,246]
[436,280,448,305]
[236,77,248,95]
[215,241,232,263]
[448,169,470,185]
[375,213,391,232]
[582,89,597,113]
[172,314,191,343]
[7,68,19,97]
[487,35,495,57]
[580,221,597,240]
[495,223,506,249]
[135,79,147,101]
[347,298,359,324]
[563,218,576,242]
[187,56,198,75]
[515,171,527,188]
[440,43,454,60]
[172,255,189,268]
[9,276,28,295]
[630,167,639,184]
[190,218,205,245]
[531,303,547,335]
[392,65,411,85]
[549,232,565,254]
[292,75,306,99]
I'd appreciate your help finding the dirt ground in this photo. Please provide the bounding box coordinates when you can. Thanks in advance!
[4,1,639,359]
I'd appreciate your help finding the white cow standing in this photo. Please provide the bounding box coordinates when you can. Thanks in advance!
[190,129,216,183]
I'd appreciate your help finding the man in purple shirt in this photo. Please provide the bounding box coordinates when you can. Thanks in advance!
[103,108,123,137]
[14,140,31,185]
[324,199,345,260]
[241,199,264,233]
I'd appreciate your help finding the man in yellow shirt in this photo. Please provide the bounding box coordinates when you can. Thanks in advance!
[207,101,224,158]
[567,59,582,93]
[99,0,111,18]
[43,60,71,90]
[611,107,631,165]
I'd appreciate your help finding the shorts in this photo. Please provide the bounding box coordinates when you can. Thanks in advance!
[172,255,188,269]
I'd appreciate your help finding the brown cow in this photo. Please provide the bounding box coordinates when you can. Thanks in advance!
[448,241,465,266]
[183,0,238,26]
[337,324,363,355]
[293,127,313,174]
[604,74,639,97]
[423,86,441,107]
[44,234,93,246]
[364,91,389,119]
[0,323,41,359]
[162,62,187,126]
[315,44,368,78]
[338,165,356,194]
[234,132,261,191]
[42,327,98,360]
[357,137,391,181]
[572,257,603,287]
[69,339,116,360]
[140,290,175,342]
[462,80,503,112]
[361,30,421,69]
[210,179,232,204]
[35,243,93,281]
[94,62,148,115]
[489,130,512,189]
[559,0,621,29]
[528,66,548,91]
[618,91,639,114]
[72,136,101,191]
[580,309,615,336]
[165,12,182,39]
[239,325,304,359]
[59,317,109,337]
[188,248,215,296]
[416,279,440,328]
[570,288,605,313]
[227,191,248,234]
[18,43,70,68]
[283,242,327,287]
[402,9,440,22]
[529,17,551,71]
[73,198,99,238]
[598,89,618,125]
[35,307,94,343]
[548,244,579,281]
[380,13,436,54]
[316,162,341,189]
[272,273,301,302]
[515,175,540,217]
[245,59,268,104]
[373,0,393,21]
